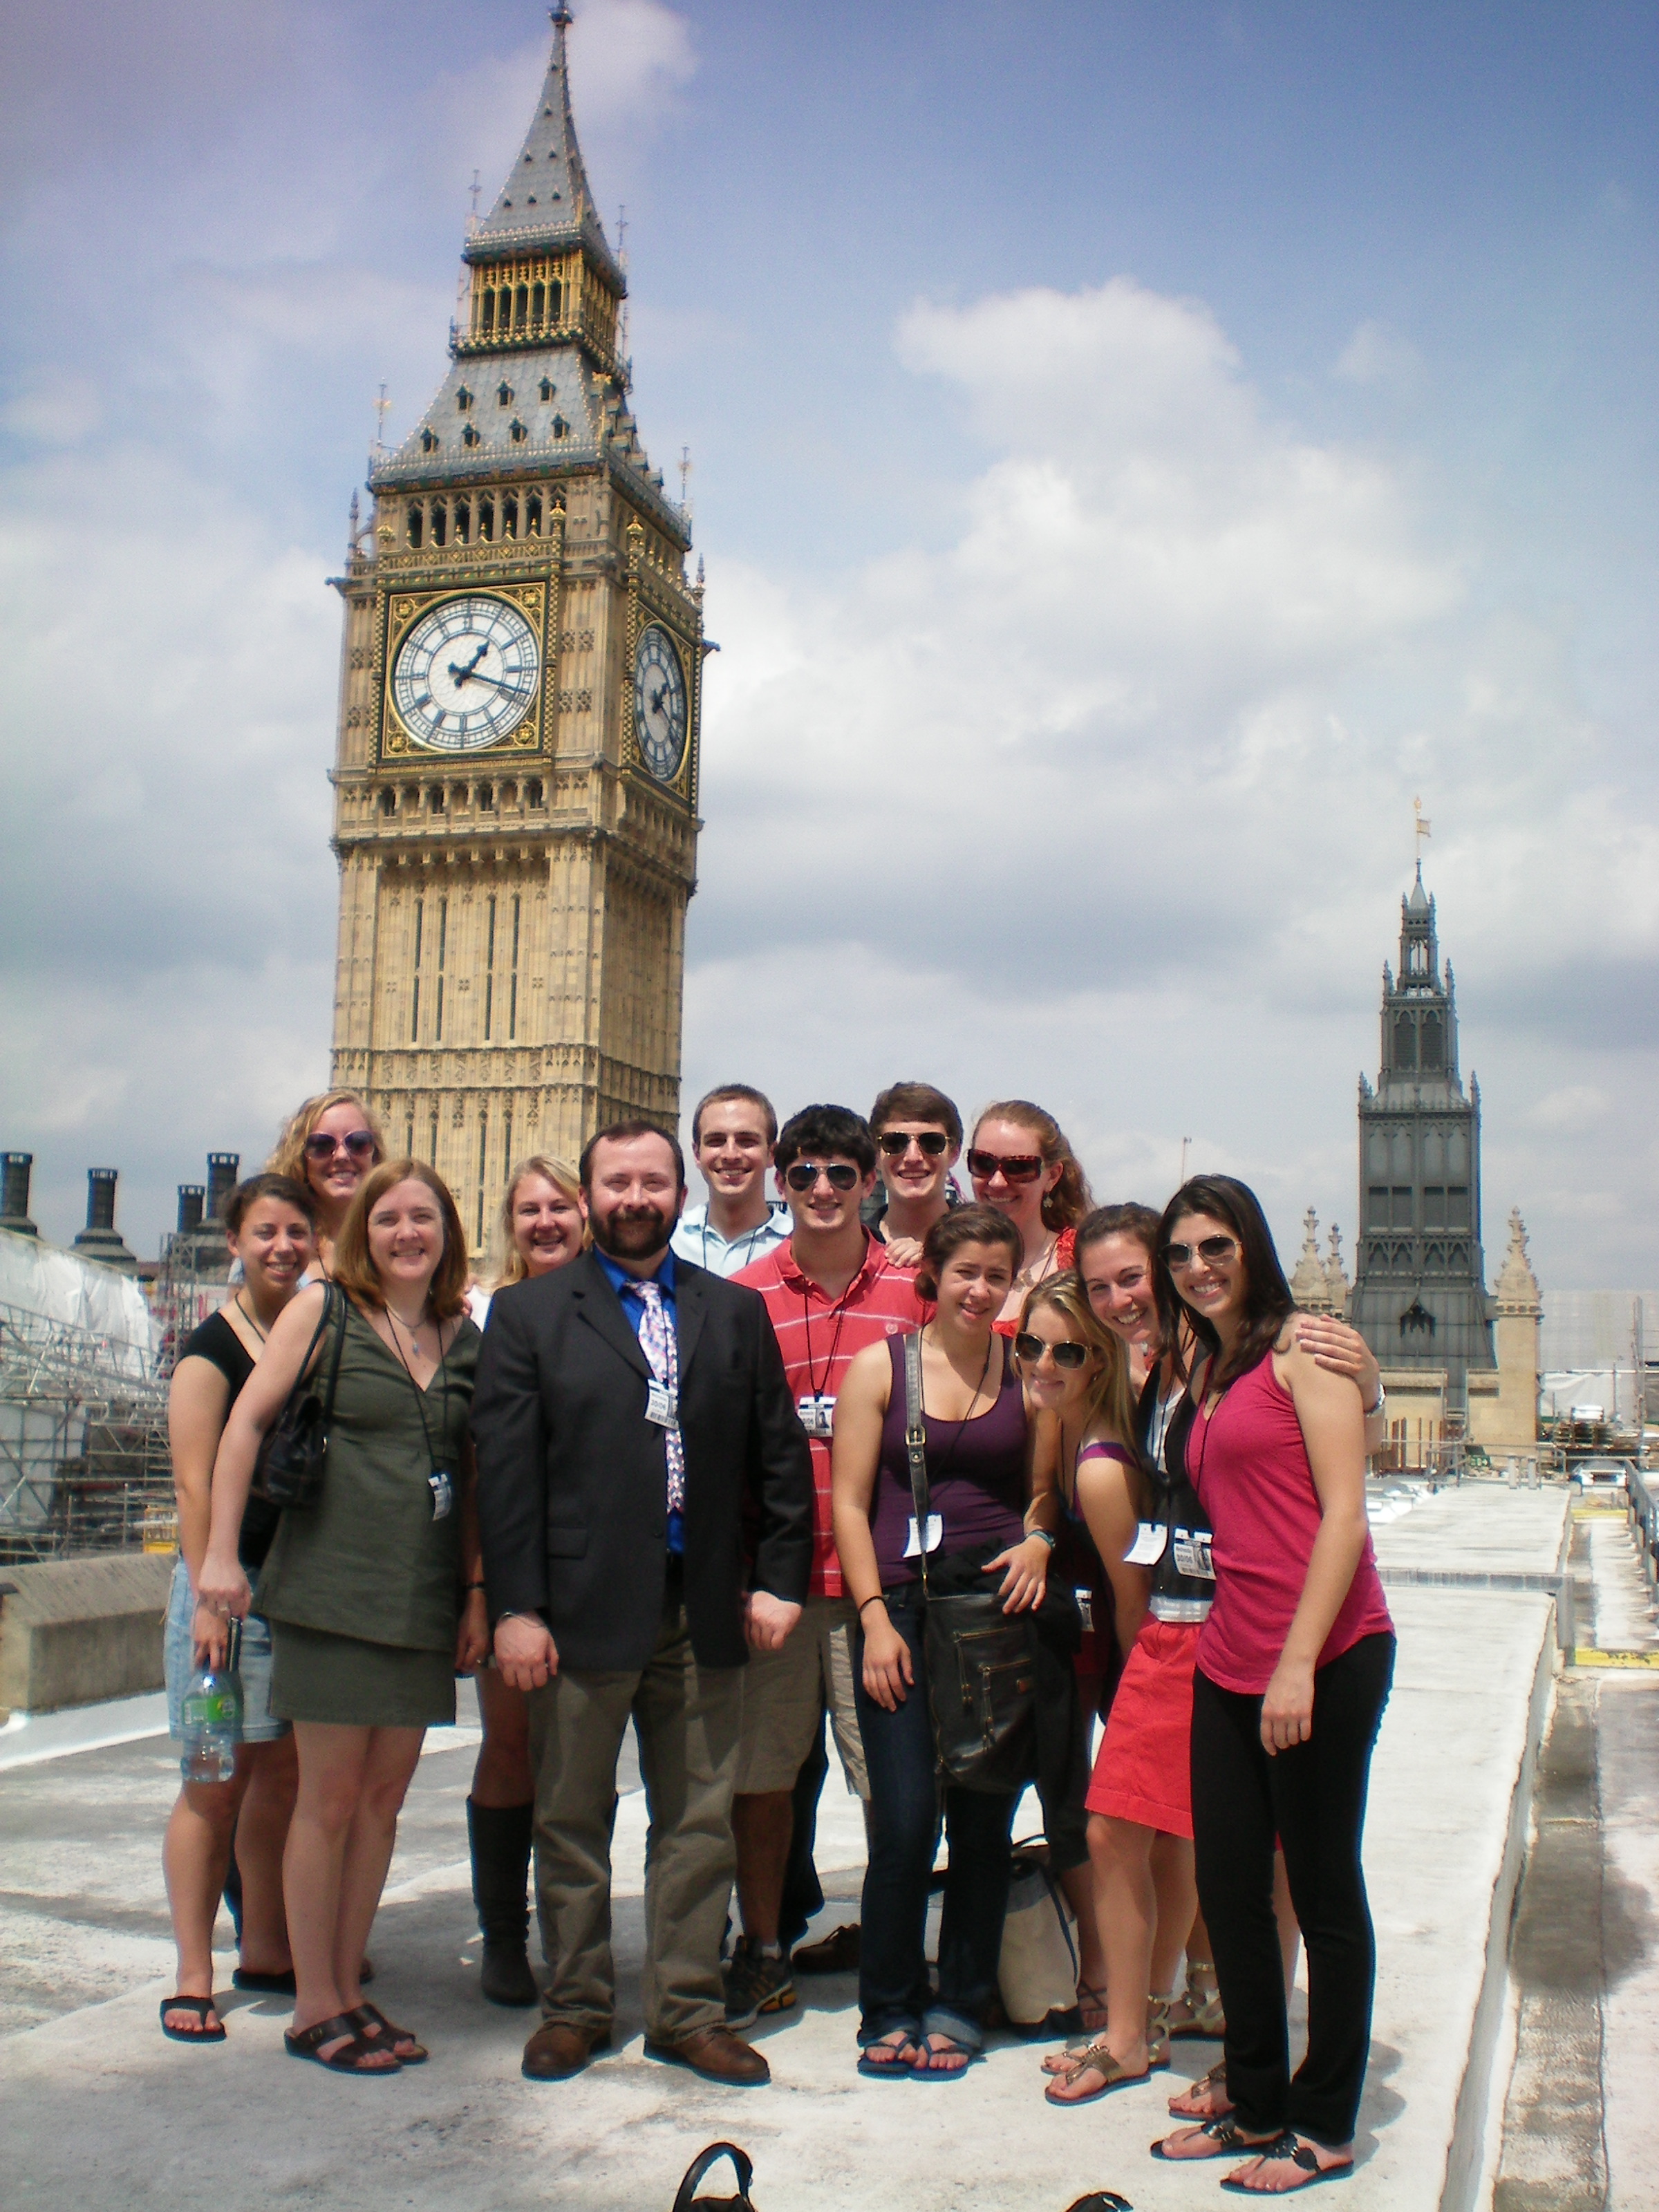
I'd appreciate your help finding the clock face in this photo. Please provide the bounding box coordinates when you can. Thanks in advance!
[633,624,688,782]
[391,595,540,752]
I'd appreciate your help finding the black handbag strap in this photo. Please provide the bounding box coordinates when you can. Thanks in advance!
[316,1282,347,1416]
[671,2141,753,2212]
[902,1330,931,1599]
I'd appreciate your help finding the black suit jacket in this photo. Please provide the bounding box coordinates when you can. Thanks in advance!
[471,1249,814,1671]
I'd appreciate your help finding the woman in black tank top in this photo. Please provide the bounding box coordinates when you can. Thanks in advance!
[160,1175,316,2043]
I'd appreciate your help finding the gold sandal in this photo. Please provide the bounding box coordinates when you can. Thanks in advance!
[1044,2039,1152,2107]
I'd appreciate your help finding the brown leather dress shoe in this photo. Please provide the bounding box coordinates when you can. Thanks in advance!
[644,2023,771,2086]
[521,2019,608,2081]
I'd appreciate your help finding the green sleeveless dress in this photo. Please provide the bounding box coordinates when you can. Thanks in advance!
[259,1300,480,1727]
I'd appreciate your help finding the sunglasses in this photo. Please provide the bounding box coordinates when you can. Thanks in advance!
[303,1130,377,1163]
[1013,1333,1093,1370]
[1163,1235,1239,1273]
[965,1149,1045,1183]
[877,1130,950,1159]
[783,1161,862,1193]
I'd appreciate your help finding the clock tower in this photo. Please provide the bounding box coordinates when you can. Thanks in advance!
[328,6,704,1252]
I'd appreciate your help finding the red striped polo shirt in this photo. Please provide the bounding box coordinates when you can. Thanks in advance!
[735,1234,928,1598]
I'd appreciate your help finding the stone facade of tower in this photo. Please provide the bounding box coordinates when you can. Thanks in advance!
[328,8,703,1253]
[1349,870,1497,1401]
[1468,1209,1543,1451]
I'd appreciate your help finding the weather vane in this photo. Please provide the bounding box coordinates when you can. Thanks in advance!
[1413,795,1432,870]
[373,383,391,452]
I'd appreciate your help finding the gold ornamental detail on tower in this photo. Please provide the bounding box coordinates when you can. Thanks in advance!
[379,579,554,762]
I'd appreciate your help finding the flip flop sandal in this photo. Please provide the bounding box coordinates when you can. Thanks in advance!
[1169,2059,1234,2117]
[856,2034,921,2080]
[235,1957,373,1996]
[1150,2119,1277,2162]
[1044,2041,1152,2107]
[1219,2133,1354,2194]
[284,2012,402,2074]
[911,2033,977,2080]
[349,2001,427,2064]
[160,1996,225,2043]
[1174,1960,1226,2038]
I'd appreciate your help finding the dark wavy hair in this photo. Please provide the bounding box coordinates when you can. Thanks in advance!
[222,1173,317,1237]
[1153,1175,1293,1392]
[915,1202,1023,1302]
[774,1104,877,1179]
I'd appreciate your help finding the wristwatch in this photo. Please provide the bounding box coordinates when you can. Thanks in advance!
[1362,1387,1387,1419]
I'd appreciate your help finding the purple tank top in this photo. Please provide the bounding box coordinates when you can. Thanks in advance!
[870,1334,1027,1588]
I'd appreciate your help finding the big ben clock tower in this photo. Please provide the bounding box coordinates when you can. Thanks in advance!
[328,6,704,1251]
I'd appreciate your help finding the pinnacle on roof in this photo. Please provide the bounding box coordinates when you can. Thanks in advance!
[467,6,626,295]
[1406,862,1432,916]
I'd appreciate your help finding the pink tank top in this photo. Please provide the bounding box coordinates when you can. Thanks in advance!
[1187,1350,1392,1695]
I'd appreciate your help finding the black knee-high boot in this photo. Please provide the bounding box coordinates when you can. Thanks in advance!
[467,1799,538,2007]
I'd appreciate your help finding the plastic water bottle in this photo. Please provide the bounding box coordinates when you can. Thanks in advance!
[180,1626,243,1783]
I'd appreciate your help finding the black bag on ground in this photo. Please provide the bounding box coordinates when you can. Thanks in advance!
[250,1283,346,1511]
[672,2143,755,2211]
[903,1331,1040,1795]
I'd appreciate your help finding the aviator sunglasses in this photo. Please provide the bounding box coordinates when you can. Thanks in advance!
[877,1130,950,1159]
[1013,1332,1093,1369]
[965,1149,1045,1183]
[783,1160,862,1193]
[1163,1235,1240,1273]
[303,1129,377,1163]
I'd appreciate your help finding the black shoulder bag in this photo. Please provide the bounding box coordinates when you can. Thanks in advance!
[250,1283,347,1512]
[903,1331,1039,1795]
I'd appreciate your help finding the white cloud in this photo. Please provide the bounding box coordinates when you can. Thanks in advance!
[685,277,1659,1285]
[1,377,103,445]
[1335,319,1425,388]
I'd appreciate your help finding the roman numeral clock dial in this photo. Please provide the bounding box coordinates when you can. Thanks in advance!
[391,594,540,752]
[633,624,688,782]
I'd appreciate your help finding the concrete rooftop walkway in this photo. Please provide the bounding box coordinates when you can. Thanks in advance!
[0,1483,1575,2211]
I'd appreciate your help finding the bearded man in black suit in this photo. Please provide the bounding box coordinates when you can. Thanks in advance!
[472,1118,813,2087]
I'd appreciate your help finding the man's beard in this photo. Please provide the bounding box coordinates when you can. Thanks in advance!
[590,1203,671,1260]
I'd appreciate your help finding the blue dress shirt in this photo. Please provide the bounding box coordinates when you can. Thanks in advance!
[594,1246,684,1555]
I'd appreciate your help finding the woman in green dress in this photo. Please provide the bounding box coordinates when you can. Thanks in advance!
[200,1159,489,2074]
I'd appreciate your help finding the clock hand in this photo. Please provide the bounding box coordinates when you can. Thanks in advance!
[447,641,491,684]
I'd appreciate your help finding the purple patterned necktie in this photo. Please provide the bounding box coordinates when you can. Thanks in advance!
[635,1280,685,1516]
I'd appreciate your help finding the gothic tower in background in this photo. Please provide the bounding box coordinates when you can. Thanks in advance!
[328,7,704,1252]
[1349,870,1496,1398]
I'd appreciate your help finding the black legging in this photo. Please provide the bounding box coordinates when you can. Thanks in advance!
[1190,1632,1395,2148]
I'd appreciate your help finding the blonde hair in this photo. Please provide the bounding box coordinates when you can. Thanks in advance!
[1019,1273,1143,1505]
[268,1091,387,1182]
[332,1159,470,1321]
[488,1153,584,1290]
[973,1099,1093,1230]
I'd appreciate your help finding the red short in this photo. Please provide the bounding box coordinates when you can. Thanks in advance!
[1083,1616,1201,1839]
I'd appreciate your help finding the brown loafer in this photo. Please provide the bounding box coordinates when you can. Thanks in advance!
[521,2019,608,2081]
[644,2023,771,2086]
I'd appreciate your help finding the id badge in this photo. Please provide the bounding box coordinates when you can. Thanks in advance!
[644,1381,678,1428]
[1125,1521,1168,1566]
[903,1513,944,1559]
[428,1468,454,1522]
[796,1393,835,1439]
[1074,1586,1095,1634]
[1172,1527,1216,1580]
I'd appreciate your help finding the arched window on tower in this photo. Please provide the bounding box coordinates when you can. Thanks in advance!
[478,494,494,543]
[515,284,529,331]
[1420,1011,1443,1070]
[482,289,496,339]
[1394,1012,1416,1071]
[431,500,448,547]
[532,281,545,326]
[526,491,543,536]
[550,279,563,323]
[502,491,518,539]
[406,503,423,549]
[454,498,471,545]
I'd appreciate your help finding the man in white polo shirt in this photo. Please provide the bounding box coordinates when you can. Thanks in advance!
[671,1084,791,1278]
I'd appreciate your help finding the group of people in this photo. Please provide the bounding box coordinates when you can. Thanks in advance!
[159,1077,1395,2197]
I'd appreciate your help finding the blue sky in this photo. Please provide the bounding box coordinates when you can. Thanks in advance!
[2,0,1656,1291]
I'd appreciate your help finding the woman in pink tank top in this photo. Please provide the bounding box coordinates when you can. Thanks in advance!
[1150,1176,1394,2195]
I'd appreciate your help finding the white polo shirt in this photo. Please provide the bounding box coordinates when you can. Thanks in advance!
[670,1200,791,1278]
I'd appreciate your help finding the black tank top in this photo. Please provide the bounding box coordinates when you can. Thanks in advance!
[178,1310,279,1571]
[1135,1369,1215,1620]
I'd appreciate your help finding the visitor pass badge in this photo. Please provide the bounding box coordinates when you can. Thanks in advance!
[644,1381,678,1428]
[1125,1521,1167,1565]
[1172,1528,1216,1579]
[428,1469,453,1521]
[903,1514,944,1559]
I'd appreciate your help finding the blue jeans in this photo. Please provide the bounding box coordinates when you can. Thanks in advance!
[853,1585,1017,2050]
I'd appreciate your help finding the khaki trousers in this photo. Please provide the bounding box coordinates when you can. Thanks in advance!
[525,1583,744,2044]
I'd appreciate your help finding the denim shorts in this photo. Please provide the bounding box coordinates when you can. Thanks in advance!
[164,1559,288,1745]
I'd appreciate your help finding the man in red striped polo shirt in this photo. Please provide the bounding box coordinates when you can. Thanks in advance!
[725,1105,927,2028]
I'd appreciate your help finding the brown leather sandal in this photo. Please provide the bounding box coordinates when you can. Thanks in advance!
[349,2001,427,2064]
[283,2012,401,2074]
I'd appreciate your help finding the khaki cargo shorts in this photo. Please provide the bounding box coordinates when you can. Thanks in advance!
[735,1593,869,1799]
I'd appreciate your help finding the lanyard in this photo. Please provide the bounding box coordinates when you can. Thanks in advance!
[800,1271,860,1398]
[701,1212,774,1273]
[384,1304,451,1468]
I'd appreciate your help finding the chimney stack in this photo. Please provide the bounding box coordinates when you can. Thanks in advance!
[1,1152,37,1238]
[73,1168,139,1275]
[206,1152,241,1221]
[177,1185,206,1236]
